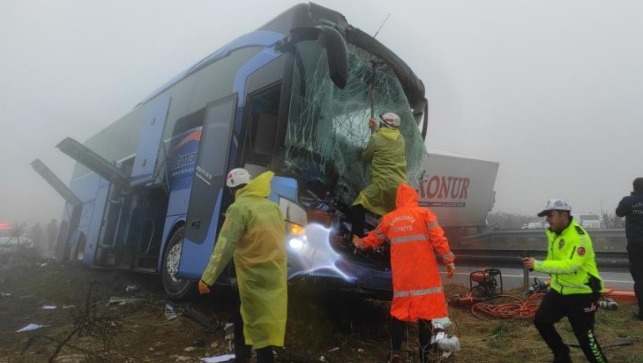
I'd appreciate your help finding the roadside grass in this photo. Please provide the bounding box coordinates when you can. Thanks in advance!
[285,282,643,362]
[2,249,642,363]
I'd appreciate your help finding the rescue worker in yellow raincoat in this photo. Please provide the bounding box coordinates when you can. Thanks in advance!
[354,183,455,363]
[351,112,406,238]
[198,169,286,363]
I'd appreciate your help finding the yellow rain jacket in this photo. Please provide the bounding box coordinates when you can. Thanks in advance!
[200,171,287,348]
[353,127,406,216]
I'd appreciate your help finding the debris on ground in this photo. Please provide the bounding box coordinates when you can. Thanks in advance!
[16,323,47,333]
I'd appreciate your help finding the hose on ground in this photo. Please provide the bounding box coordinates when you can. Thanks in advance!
[470,293,545,321]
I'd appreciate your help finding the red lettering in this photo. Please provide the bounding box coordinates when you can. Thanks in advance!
[438,176,449,199]
[427,175,440,199]
[459,178,469,199]
[450,177,462,199]
[422,175,471,201]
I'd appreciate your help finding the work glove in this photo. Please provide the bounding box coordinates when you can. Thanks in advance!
[521,257,535,271]
[368,118,378,132]
[446,263,456,278]
[198,280,211,295]
[351,235,364,250]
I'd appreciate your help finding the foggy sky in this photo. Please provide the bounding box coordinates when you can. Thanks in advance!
[1,0,642,228]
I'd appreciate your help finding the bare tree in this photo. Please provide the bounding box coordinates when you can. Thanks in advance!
[487,212,535,229]
[601,211,625,229]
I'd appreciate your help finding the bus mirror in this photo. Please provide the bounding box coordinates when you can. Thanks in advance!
[286,26,348,89]
[414,98,429,140]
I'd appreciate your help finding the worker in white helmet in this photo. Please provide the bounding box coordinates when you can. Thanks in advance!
[199,168,287,363]
[351,112,407,239]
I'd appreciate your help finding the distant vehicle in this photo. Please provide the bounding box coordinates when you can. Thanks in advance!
[33,3,498,300]
[520,214,604,230]
[521,221,548,230]
[0,224,33,247]
[576,214,603,229]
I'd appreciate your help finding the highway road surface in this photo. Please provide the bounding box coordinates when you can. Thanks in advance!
[444,265,634,291]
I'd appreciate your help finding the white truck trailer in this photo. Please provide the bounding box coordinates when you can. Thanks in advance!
[419,149,499,240]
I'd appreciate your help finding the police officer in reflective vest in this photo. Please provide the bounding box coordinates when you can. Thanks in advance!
[522,199,608,363]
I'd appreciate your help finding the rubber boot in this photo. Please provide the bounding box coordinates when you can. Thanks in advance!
[551,356,572,363]
[419,343,438,363]
[389,350,402,363]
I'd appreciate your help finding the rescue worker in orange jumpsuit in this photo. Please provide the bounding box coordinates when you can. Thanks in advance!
[353,183,456,363]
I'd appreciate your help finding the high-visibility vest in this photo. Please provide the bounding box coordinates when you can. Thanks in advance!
[534,220,603,295]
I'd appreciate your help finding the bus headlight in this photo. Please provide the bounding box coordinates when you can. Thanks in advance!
[286,220,307,254]
[288,236,306,251]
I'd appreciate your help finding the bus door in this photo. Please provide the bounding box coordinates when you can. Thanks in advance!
[94,157,136,267]
[178,94,238,278]
[131,94,171,186]
[239,55,286,171]
[176,52,288,281]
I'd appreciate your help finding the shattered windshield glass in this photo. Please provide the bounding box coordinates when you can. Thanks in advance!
[284,42,426,209]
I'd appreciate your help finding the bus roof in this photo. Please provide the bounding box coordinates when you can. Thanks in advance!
[138,3,424,110]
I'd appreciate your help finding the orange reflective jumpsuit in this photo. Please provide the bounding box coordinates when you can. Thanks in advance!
[362,183,455,321]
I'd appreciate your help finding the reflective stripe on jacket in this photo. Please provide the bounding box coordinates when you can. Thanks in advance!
[201,171,287,348]
[534,219,603,295]
[362,183,454,321]
[353,127,406,216]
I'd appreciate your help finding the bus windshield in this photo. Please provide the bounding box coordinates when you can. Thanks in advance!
[283,41,426,209]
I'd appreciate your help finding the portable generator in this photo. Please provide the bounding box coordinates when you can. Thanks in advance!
[469,268,503,300]
[448,268,504,306]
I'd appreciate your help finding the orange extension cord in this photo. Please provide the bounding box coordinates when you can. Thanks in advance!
[470,293,545,321]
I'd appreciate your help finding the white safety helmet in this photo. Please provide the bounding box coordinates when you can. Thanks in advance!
[537,198,572,217]
[226,168,251,188]
[379,112,401,128]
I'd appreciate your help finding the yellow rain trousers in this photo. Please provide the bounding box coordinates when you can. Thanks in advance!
[353,127,407,216]
[201,171,287,348]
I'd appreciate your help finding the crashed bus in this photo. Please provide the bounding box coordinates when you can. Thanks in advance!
[33,3,497,300]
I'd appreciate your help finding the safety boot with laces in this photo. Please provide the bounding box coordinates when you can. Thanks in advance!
[234,356,251,363]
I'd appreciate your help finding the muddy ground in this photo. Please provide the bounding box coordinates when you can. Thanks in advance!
[0,247,395,363]
[1,247,642,363]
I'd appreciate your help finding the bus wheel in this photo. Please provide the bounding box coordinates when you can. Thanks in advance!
[162,226,196,300]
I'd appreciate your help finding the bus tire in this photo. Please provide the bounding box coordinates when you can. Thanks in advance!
[162,226,196,300]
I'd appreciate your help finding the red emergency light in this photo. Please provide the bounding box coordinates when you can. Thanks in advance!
[0,222,10,230]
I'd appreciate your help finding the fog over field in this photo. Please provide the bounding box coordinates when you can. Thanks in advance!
[1,0,642,228]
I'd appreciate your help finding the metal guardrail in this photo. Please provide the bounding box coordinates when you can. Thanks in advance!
[452,229,628,271]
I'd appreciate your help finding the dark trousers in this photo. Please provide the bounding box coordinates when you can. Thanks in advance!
[233,290,252,361]
[391,317,433,362]
[534,290,608,363]
[351,204,367,238]
[233,288,275,363]
[627,249,643,312]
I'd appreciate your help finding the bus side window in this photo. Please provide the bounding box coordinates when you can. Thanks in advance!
[254,113,277,157]
[243,84,281,167]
